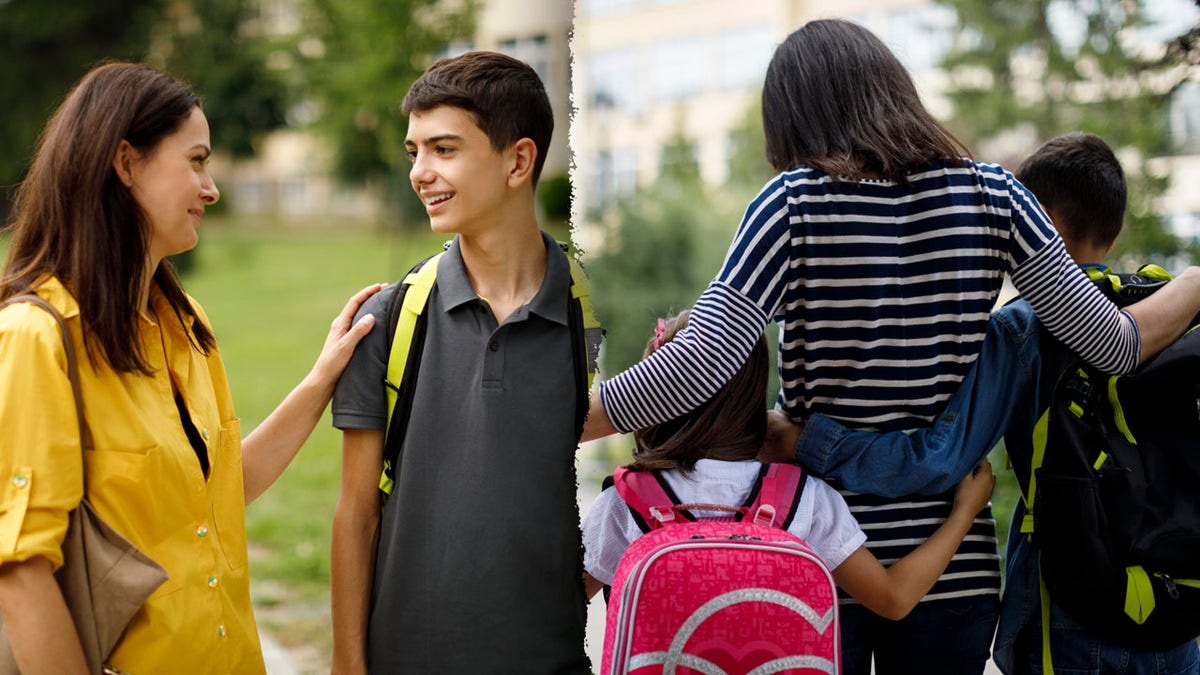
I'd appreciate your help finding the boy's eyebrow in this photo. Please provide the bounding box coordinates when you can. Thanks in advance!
[405,134,464,146]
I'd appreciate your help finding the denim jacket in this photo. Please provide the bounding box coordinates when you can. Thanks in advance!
[792,268,1199,672]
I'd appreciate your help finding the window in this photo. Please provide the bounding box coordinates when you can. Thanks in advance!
[498,35,551,89]
[590,150,639,208]
[586,0,638,16]
[718,24,775,90]
[855,6,956,74]
[590,48,640,113]
[652,36,707,100]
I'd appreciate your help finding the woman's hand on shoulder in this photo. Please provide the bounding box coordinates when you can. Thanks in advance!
[311,283,385,385]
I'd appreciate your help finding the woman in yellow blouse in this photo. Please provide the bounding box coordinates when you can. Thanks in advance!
[0,62,380,673]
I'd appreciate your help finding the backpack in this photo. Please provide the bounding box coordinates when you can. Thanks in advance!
[1019,264,1200,654]
[377,242,602,501]
[601,464,840,675]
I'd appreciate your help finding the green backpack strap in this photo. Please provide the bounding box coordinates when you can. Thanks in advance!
[566,249,603,439]
[379,252,442,500]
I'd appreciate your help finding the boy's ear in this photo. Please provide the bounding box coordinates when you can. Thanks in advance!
[506,138,537,188]
[112,140,138,187]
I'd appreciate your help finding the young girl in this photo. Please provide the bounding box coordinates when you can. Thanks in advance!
[582,311,995,622]
[583,19,1200,674]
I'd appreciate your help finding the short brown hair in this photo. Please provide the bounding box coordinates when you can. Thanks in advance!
[402,51,553,185]
[630,310,769,473]
[762,19,970,181]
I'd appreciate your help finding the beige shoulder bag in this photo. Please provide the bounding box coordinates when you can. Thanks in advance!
[0,294,168,674]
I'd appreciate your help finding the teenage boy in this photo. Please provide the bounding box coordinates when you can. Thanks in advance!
[765,132,1200,673]
[329,52,596,673]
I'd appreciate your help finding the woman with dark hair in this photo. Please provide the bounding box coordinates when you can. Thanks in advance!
[584,19,1200,674]
[0,62,379,673]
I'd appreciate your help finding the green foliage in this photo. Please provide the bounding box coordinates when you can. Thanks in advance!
[936,0,1198,264]
[0,0,295,214]
[537,173,572,221]
[300,0,477,217]
[587,131,741,375]
[724,97,774,191]
[0,0,163,212]
[150,1,291,158]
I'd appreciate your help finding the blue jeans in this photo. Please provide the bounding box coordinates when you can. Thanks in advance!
[1000,594,1199,675]
[839,594,1000,675]
[994,524,1200,675]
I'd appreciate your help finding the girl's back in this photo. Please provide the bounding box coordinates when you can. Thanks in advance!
[763,160,1019,432]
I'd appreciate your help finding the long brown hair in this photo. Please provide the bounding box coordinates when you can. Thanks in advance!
[2,62,215,373]
[630,310,769,472]
[762,19,971,182]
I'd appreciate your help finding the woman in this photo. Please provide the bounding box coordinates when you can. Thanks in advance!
[0,62,379,673]
[584,19,1200,675]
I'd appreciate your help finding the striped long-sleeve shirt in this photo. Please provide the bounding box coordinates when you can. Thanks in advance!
[599,160,1141,605]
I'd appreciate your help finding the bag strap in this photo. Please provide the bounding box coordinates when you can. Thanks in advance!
[0,294,88,473]
[566,253,601,442]
[379,253,440,502]
[613,463,806,533]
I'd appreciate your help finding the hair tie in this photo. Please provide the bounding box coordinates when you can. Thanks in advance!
[653,318,666,350]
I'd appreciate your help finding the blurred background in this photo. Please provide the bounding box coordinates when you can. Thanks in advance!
[0,0,1197,670]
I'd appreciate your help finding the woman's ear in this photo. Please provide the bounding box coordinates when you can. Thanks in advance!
[112,140,137,188]
[507,138,537,188]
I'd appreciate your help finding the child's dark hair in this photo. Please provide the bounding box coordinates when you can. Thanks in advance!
[1016,132,1126,252]
[630,310,769,472]
[402,50,553,185]
[762,19,970,181]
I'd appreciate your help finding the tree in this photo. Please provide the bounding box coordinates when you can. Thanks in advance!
[587,131,742,376]
[148,0,291,159]
[300,0,477,222]
[0,0,163,215]
[0,0,299,219]
[936,0,1199,265]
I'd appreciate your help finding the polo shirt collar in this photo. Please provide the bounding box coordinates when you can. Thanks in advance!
[436,231,570,326]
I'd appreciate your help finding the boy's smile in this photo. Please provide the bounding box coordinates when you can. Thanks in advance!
[405,105,513,236]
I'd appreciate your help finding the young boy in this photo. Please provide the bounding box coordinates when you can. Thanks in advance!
[329,52,596,673]
[767,132,1200,673]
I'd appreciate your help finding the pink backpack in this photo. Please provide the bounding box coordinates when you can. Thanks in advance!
[600,464,840,675]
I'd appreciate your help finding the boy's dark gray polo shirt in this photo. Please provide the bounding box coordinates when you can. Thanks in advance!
[332,232,590,674]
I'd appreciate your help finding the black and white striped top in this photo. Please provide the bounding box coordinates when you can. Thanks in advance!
[600,160,1140,604]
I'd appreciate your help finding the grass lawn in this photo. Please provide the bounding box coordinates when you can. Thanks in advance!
[180,225,451,598]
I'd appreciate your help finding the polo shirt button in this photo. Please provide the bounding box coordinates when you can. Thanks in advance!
[197,525,208,537]
[208,576,219,588]
[488,340,499,352]
[217,624,226,637]
[11,475,27,488]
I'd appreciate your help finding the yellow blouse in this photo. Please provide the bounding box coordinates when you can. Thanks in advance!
[0,278,265,674]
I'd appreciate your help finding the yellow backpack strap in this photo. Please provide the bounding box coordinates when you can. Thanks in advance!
[379,253,442,498]
[567,254,602,392]
[1039,558,1055,674]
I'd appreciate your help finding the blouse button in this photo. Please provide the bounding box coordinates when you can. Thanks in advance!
[217,624,226,637]
[197,525,208,537]
[11,475,27,488]
[201,428,210,442]
[208,576,219,588]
